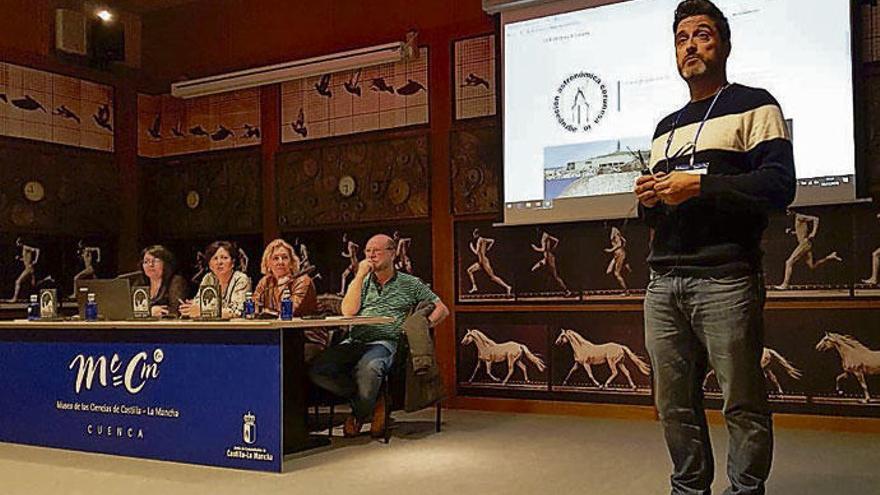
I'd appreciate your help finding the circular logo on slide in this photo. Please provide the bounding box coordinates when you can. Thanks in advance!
[553,72,608,133]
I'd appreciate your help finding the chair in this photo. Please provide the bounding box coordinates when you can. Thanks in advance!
[308,295,444,441]
[378,333,443,443]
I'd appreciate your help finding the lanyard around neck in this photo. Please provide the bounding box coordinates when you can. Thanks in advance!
[663,83,729,171]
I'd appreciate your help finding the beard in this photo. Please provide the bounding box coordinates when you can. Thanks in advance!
[679,57,708,80]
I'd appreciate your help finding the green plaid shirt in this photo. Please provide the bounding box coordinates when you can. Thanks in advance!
[351,271,439,344]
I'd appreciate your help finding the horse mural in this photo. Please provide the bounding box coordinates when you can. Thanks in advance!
[554,329,650,389]
[816,332,880,403]
[703,347,802,395]
[460,328,546,385]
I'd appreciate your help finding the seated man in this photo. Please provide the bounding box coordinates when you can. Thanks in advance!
[309,234,449,437]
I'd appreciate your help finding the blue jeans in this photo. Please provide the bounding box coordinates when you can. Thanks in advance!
[644,270,772,495]
[308,339,396,421]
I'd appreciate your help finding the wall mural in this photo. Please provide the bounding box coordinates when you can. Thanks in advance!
[0,62,114,151]
[453,34,496,120]
[456,220,649,303]
[457,308,880,416]
[456,312,652,406]
[763,206,853,297]
[0,139,118,235]
[450,124,500,216]
[138,89,261,158]
[280,47,429,143]
[457,203,880,303]
[700,308,880,417]
[276,134,429,227]
[140,150,262,238]
[854,203,880,296]
[458,323,549,391]
[0,235,117,303]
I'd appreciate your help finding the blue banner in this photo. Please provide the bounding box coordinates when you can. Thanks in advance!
[0,330,282,472]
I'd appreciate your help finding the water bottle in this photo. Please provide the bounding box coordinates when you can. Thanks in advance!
[280,289,293,321]
[243,292,255,319]
[85,293,98,321]
[27,294,40,321]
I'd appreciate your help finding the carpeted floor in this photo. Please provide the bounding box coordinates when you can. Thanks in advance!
[1,409,878,494]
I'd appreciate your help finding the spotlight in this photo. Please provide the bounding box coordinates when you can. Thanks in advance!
[96,9,113,22]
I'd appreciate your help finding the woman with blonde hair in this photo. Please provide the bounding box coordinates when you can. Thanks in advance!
[252,238,317,317]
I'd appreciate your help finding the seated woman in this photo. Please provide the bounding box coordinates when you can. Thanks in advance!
[253,238,317,316]
[179,241,251,318]
[133,245,188,317]
[254,239,321,359]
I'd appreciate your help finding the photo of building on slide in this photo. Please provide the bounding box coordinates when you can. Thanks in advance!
[543,137,650,200]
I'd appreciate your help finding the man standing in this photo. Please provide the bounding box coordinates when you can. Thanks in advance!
[310,234,449,437]
[633,1,795,494]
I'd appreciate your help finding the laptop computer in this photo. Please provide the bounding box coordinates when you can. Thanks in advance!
[74,278,134,321]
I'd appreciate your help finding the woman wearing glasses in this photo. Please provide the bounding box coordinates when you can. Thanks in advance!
[134,245,188,317]
[180,241,252,318]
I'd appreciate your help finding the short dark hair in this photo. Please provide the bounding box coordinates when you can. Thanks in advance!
[673,0,730,47]
[205,240,240,270]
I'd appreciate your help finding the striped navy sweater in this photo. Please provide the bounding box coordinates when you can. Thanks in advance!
[642,83,796,276]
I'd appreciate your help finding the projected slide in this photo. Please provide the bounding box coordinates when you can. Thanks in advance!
[503,0,855,224]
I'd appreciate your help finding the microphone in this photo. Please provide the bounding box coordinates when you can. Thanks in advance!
[291,265,316,279]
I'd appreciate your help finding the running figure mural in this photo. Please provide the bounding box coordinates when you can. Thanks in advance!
[530,230,571,295]
[338,234,360,296]
[604,226,631,291]
[70,241,101,297]
[776,211,842,289]
[393,230,413,274]
[466,228,512,296]
[7,238,40,302]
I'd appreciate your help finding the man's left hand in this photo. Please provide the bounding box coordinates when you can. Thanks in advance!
[654,172,701,205]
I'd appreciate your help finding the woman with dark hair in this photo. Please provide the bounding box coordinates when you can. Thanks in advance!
[134,245,188,317]
[180,241,251,318]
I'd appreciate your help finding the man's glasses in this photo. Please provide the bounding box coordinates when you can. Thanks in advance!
[364,248,394,255]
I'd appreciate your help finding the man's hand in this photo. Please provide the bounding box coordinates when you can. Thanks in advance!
[356,259,373,278]
[654,172,701,206]
[634,172,666,208]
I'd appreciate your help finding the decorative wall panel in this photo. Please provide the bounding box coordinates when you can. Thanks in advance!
[140,150,261,238]
[450,125,500,215]
[763,205,853,298]
[456,312,652,406]
[0,62,113,151]
[453,34,496,120]
[138,90,261,158]
[276,134,429,228]
[280,48,429,143]
[0,139,118,236]
[455,219,649,303]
